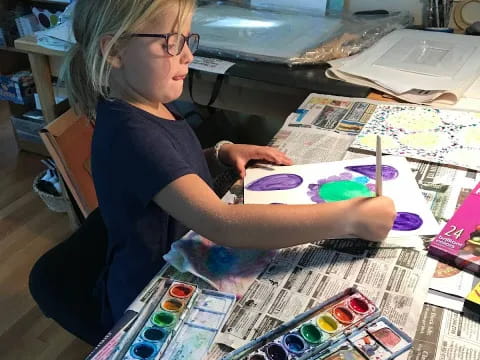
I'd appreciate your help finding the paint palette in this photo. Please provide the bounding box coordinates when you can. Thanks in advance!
[121,280,235,360]
[222,288,412,360]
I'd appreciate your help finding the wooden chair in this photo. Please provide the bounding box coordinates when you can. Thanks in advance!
[40,109,98,223]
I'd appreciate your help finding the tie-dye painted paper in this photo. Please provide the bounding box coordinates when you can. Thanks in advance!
[164,232,275,297]
[244,156,439,237]
[350,105,480,171]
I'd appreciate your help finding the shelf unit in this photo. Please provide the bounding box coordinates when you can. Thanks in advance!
[0,0,69,155]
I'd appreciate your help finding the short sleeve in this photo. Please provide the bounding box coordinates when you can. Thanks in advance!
[113,116,194,208]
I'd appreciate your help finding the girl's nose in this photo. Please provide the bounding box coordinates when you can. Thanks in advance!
[180,43,194,64]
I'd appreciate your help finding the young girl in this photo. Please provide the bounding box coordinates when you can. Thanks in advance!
[64,0,396,328]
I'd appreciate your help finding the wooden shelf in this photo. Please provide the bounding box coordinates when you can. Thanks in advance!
[14,36,67,57]
[0,46,28,54]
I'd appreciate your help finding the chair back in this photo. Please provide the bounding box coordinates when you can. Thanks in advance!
[40,109,98,218]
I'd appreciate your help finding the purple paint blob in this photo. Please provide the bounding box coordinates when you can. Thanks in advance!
[344,165,399,180]
[246,174,303,191]
[265,343,288,360]
[393,212,423,231]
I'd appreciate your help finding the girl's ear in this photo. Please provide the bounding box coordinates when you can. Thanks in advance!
[99,35,122,68]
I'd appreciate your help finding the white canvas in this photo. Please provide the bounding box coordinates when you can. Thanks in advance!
[244,156,439,238]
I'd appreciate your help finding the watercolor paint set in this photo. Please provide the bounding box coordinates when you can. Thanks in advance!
[222,288,412,360]
[429,182,480,274]
[99,279,235,360]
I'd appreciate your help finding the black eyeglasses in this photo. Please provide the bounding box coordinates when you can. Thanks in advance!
[131,33,200,56]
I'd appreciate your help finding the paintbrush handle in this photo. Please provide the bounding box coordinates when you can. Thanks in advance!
[376,136,382,197]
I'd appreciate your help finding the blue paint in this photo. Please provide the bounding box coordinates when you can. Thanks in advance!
[353,176,370,184]
[294,109,308,122]
[206,246,236,274]
[131,342,156,359]
[282,334,306,355]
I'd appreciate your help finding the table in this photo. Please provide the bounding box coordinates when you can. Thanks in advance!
[95,93,480,360]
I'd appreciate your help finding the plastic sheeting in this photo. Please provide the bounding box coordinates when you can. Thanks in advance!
[192,3,412,66]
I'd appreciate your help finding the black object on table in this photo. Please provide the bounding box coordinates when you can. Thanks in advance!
[188,51,371,117]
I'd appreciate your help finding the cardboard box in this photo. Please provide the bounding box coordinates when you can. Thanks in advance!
[0,71,35,105]
[10,113,45,136]
[429,182,480,274]
[464,281,480,313]
[40,109,98,217]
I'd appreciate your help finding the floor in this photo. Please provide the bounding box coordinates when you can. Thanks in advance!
[0,101,92,359]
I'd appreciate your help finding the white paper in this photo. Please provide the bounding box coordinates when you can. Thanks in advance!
[334,29,480,94]
[374,38,475,78]
[189,56,235,74]
[244,156,439,237]
[425,290,465,312]
[35,20,75,43]
[429,263,476,298]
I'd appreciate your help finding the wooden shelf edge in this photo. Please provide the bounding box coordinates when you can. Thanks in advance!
[14,36,67,57]
[0,46,29,54]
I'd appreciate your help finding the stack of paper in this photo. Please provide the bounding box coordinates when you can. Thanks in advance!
[35,20,75,52]
[326,29,480,106]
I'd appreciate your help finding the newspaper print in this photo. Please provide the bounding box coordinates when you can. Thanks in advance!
[155,93,478,358]
[409,304,480,360]
[215,244,437,350]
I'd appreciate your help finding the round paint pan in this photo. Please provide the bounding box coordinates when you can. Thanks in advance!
[264,343,288,360]
[316,313,339,334]
[248,354,268,360]
[299,323,324,344]
[331,306,355,325]
[282,333,307,355]
[169,283,195,299]
[141,326,168,343]
[347,296,370,315]
[161,298,185,312]
[130,342,157,359]
[151,311,177,328]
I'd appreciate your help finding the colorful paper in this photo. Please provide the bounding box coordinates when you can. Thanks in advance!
[244,156,439,237]
[350,105,480,171]
[164,232,275,296]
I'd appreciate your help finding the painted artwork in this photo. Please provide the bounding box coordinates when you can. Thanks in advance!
[350,105,480,171]
[164,232,275,296]
[244,156,439,237]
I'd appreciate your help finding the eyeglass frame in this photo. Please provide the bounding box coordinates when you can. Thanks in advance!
[130,32,200,56]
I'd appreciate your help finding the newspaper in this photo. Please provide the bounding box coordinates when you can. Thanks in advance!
[155,94,476,358]
[255,93,480,358]
[409,304,480,360]
[215,242,437,352]
[406,161,480,311]
[269,94,377,164]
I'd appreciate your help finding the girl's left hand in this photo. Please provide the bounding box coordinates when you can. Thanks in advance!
[218,144,293,178]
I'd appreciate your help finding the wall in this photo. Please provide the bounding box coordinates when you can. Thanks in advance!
[345,0,426,25]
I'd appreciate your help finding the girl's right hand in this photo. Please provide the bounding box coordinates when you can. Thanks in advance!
[346,196,397,242]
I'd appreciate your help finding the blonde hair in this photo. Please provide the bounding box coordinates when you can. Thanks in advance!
[62,0,196,118]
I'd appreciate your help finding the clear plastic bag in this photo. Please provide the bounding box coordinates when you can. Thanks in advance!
[193,2,412,66]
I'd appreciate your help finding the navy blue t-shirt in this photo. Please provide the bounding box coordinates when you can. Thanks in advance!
[92,98,212,325]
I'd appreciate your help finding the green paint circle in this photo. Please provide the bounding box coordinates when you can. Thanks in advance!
[152,311,176,327]
[319,180,373,202]
[300,323,323,344]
